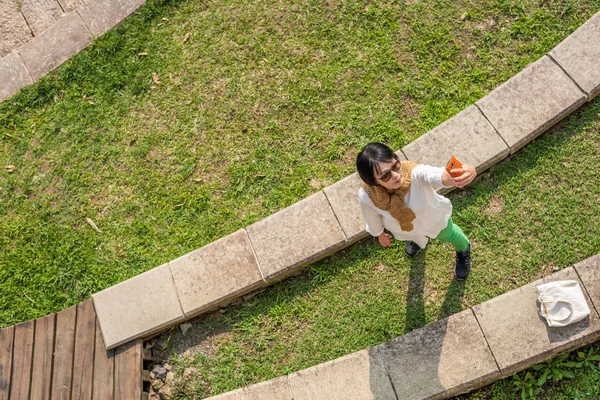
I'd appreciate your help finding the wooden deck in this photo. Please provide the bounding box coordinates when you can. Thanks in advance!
[0,299,146,399]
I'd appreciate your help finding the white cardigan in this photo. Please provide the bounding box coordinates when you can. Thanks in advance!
[358,164,452,248]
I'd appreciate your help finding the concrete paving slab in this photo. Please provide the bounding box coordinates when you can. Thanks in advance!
[206,377,292,400]
[57,0,86,12]
[246,191,346,282]
[77,0,129,37]
[0,52,32,103]
[170,229,265,318]
[323,153,406,244]
[550,11,600,101]
[0,1,33,57]
[573,254,600,315]
[323,173,370,244]
[473,267,600,376]
[19,12,92,81]
[374,309,499,399]
[476,56,586,153]
[288,349,396,400]
[93,264,184,350]
[403,105,509,172]
[21,0,64,36]
[118,0,145,15]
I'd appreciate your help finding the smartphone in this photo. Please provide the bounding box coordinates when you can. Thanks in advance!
[445,156,463,178]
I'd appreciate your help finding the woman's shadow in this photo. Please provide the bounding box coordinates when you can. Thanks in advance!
[404,247,466,334]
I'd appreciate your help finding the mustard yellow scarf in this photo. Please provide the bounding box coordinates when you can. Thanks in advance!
[361,161,418,232]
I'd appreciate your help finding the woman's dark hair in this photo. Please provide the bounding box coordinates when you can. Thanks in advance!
[356,142,397,186]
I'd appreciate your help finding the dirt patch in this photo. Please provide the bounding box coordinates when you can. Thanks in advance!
[400,96,420,119]
[483,195,503,216]
[149,310,233,363]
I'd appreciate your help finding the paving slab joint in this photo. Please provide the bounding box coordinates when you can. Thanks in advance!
[473,103,510,151]
[470,307,501,373]
[573,265,600,318]
[322,189,349,242]
[17,52,34,83]
[20,10,36,38]
[166,264,186,317]
[245,228,266,283]
[546,53,588,100]
[75,9,97,38]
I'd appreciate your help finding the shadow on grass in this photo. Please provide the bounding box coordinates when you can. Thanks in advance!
[404,245,466,334]
[405,247,427,334]
[150,96,599,397]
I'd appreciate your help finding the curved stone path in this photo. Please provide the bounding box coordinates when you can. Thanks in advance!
[0,0,144,103]
[0,4,599,400]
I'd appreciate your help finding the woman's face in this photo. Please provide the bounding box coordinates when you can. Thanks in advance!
[374,159,403,190]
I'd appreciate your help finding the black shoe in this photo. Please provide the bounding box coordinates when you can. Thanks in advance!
[454,244,471,281]
[405,241,421,257]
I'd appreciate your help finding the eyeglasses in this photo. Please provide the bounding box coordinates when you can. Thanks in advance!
[378,158,401,182]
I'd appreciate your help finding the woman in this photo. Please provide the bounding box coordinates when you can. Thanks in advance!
[356,142,477,280]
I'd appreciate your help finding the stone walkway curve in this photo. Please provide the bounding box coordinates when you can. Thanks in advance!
[0,0,144,103]
[0,3,599,400]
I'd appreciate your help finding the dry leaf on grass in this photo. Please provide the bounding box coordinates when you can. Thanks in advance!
[162,17,169,21]
[152,72,160,85]
[182,32,190,43]
[193,177,203,182]
[460,12,467,20]
[5,165,15,173]
[138,52,148,56]
[86,218,102,233]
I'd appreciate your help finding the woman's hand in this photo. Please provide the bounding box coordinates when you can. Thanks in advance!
[451,165,477,188]
[378,232,392,247]
[442,165,477,188]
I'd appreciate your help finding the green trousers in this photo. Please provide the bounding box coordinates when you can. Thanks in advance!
[435,217,470,252]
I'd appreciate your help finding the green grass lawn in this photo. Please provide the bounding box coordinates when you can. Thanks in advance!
[153,98,600,398]
[1,0,600,397]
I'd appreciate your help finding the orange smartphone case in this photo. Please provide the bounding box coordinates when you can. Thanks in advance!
[446,156,463,178]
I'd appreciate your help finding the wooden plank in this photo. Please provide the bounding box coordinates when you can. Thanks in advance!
[10,320,35,399]
[31,314,56,400]
[92,319,114,400]
[114,339,142,400]
[51,305,77,400]
[72,300,96,400]
[0,326,15,400]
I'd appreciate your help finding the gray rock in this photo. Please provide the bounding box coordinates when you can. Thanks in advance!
[152,365,167,380]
